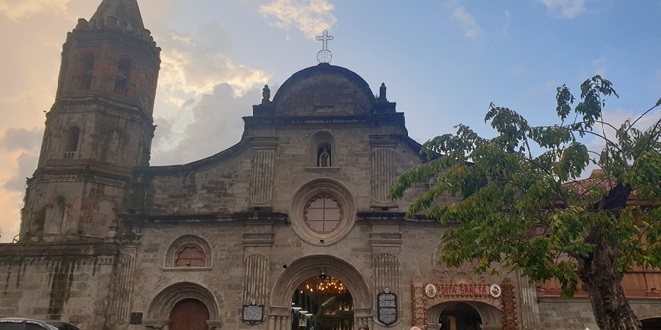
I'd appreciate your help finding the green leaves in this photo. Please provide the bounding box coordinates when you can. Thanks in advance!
[576,75,618,130]
[390,75,661,299]
[552,142,589,181]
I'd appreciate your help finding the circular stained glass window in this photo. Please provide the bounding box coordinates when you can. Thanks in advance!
[304,194,343,234]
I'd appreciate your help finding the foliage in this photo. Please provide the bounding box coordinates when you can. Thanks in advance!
[18,209,46,243]
[390,76,661,299]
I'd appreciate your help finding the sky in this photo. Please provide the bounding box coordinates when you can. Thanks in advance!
[0,0,659,242]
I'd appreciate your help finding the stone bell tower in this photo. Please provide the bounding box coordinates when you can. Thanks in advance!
[19,0,160,241]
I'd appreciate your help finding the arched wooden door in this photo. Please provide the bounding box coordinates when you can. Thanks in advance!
[170,298,210,330]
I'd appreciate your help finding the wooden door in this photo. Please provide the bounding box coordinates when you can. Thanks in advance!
[169,298,210,330]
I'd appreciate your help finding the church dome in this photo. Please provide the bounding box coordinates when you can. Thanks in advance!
[271,63,377,116]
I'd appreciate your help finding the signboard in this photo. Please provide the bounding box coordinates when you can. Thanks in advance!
[129,312,143,325]
[424,284,502,298]
[377,291,398,326]
[242,304,264,324]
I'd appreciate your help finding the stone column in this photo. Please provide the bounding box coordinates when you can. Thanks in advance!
[411,270,426,329]
[268,315,276,330]
[501,278,519,330]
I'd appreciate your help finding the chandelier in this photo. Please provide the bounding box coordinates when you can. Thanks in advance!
[299,276,347,295]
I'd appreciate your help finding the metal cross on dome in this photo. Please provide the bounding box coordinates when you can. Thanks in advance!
[316,30,334,64]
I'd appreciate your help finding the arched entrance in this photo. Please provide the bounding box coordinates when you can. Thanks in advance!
[426,301,502,330]
[270,255,372,330]
[292,275,353,330]
[144,282,222,330]
[169,298,210,330]
[642,318,661,330]
[438,302,481,330]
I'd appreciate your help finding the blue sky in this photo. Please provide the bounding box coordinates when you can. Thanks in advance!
[0,0,659,241]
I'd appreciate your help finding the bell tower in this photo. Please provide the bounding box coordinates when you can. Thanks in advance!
[20,0,160,241]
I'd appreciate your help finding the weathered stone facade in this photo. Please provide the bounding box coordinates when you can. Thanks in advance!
[1,1,660,330]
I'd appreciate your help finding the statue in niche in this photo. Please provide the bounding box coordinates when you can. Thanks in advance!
[318,146,331,167]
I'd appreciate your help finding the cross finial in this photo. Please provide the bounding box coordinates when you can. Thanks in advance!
[316,30,334,50]
[316,30,334,64]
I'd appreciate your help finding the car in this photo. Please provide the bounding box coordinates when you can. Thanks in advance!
[0,318,80,330]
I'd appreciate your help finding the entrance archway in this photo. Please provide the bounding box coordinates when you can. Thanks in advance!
[426,301,502,330]
[169,298,210,330]
[270,255,372,330]
[439,302,481,330]
[144,282,222,330]
[642,317,661,330]
[292,275,354,330]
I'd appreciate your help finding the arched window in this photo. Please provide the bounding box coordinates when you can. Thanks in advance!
[174,243,206,267]
[64,126,80,159]
[165,236,212,269]
[81,53,95,90]
[114,58,131,95]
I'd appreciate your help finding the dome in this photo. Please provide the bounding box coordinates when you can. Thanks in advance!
[271,63,377,116]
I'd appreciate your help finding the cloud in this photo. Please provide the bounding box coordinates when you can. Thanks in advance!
[0,0,70,21]
[0,127,42,152]
[2,152,37,192]
[541,0,586,19]
[653,69,661,93]
[592,56,607,77]
[526,80,560,95]
[452,6,483,38]
[259,0,337,40]
[501,10,511,37]
[509,64,528,77]
[151,83,265,165]
[158,25,271,97]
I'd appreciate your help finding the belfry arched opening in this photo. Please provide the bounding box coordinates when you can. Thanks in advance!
[291,275,354,330]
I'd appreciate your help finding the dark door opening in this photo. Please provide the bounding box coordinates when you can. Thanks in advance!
[438,302,482,330]
[643,318,661,330]
[292,276,353,330]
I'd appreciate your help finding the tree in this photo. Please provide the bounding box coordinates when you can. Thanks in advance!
[390,76,661,330]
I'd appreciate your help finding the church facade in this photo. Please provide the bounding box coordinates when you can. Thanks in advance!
[1,1,660,330]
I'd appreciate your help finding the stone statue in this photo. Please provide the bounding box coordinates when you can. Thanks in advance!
[262,84,270,104]
[318,146,330,167]
[379,83,387,102]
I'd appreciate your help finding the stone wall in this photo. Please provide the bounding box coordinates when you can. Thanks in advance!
[0,243,119,329]
[538,298,661,329]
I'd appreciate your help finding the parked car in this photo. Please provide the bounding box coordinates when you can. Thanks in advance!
[0,318,80,330]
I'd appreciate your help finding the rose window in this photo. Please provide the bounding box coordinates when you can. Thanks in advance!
[304,194,343,234]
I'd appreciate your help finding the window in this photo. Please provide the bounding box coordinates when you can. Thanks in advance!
[291,179,356,246]
[81,53,94,89]
[174,243,206,267]
[165,235,212,269]
[64,126,80,159]
[114,58,131,95]
[304,194,343,234]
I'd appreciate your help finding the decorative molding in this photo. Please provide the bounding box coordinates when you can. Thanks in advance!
[374,254,401,326]
[251,149,275,204]
[242,253,269,306]
[94,175,127,187]
[371,148,396,204]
